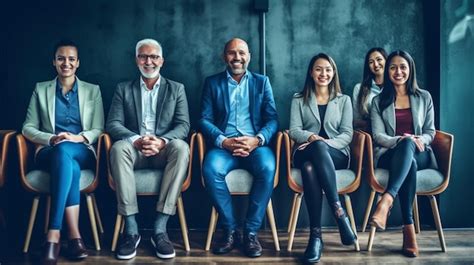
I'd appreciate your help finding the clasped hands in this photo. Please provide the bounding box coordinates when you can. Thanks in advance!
[222,136,259,157]
[50,132,87,146]
[133,135,166,156]
[400,133,425,152]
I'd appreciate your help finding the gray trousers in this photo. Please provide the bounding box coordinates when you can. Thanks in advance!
[110,139,190,216]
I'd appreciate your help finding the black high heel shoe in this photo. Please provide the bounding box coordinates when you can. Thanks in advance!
[304,227,323,263]
[333,202,357,246]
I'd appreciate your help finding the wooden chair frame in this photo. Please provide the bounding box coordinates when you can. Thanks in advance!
[197,132,282,252]
[284,130,365,252]
[104,132,196,252]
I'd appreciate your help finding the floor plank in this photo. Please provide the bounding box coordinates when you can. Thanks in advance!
[4,228,474,264]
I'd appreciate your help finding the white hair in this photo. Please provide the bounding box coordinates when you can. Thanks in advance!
[135,38,163,57]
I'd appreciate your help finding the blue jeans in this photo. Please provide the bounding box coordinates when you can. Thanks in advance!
[203,146,275,234]
[36,142,95,230]
[378,138,431,225]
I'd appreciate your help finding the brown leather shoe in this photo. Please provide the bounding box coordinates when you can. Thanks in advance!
[402,224,419,257]
[370,193,394,230]
[67,238,88,259]
[40,242,60,265]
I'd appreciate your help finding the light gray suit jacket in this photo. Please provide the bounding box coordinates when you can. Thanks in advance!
[22,77,104,151]
[106,77,190,141]
[289,91,353,158]
[370,88,437,167]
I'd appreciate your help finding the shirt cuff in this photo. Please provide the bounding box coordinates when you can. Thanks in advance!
[256,133,265,145]
[160,137,169,144]
[215,135,227,148]
[127,135,141,145]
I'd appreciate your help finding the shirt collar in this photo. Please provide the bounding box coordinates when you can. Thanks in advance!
[226,69,249,83]
[140,75,161,92]
[56,77,78,93]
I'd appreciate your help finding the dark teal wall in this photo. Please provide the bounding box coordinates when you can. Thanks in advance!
[440,0,474,227]
[6,0,465,243]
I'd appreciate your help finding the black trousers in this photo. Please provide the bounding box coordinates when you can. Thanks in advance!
[378,138,431,225]
[294,140,349,228]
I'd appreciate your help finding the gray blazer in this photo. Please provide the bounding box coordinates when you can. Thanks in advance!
[370,88,437,167]
[106,77,190,141]
[289,91,353,158]
[22,77,104,152]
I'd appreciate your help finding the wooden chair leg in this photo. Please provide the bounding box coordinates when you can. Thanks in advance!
[111,214,122,252]
[287,193,302,251]
[362,190,376,232]
[205,207,218,251]
[91,194,104,234]
[85,194,101,251]
[413,194,420,234]
[344,194,360,252]
[177,196,191,252]
[44,196,51,234]
[367,226,376,251]
[23,196,40,253]
[266,199,280,251]
[287,194,297,233]
[429,195,447,252]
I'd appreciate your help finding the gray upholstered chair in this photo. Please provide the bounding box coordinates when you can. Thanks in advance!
[361,130,454,252]
[104,132,196,252]
[197,132,282,251]
[284,130,365,252]
[17,134,104,252]
[0,130,16,229]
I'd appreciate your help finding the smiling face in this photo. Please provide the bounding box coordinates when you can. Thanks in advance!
[136,43,164,79]
[53,46,79,79]
[311,58,334,88]
[223,39,251,78]
[388,55,410,87]
[368,51,386,77]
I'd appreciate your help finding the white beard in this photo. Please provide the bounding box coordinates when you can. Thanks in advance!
[139,67,160,79]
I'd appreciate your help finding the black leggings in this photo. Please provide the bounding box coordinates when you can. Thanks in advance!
[294,140,349,228]
[378,138,431,225]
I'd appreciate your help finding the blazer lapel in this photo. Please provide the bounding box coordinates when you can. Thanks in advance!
[154,77,168,132]
[410,94,422,135]
[383,103,396,136]
[308,91,321,125]
[76,78,86,127]
[248,73,255,120]
[47,78,57,130]
[132,79,142,131]
[221,73,230,114]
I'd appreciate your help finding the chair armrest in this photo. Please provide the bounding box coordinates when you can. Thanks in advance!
[16,134,38,192]
[283,131,302,193]
[101,133,115,191]
[428,130,454,194]
[196,132,206,187]
[182,132,196,192]
[341,130,365,194]
[272,131,283,188]
[0,130,16,187]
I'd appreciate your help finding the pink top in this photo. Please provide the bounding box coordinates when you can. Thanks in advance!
[395,108,414,136]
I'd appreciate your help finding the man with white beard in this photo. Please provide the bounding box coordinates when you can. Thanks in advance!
[106,38,190,260]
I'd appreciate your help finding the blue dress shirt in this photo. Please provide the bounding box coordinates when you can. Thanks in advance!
[55,79,82,135]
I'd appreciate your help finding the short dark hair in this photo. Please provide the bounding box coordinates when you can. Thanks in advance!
[53,39,79,58]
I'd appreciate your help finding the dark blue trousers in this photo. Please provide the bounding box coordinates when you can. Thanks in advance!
[36,142,95,230]
[203,146,275,234]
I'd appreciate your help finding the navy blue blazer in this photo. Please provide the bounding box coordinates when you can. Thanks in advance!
[199,71,278,146]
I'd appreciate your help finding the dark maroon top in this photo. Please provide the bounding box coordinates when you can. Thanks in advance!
[395,108,414,136]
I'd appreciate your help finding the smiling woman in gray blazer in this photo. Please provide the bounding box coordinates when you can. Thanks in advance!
[289,53,356,263]
[22,40,104,265]
[369,50,436,258]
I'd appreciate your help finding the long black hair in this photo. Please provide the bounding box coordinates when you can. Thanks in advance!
[300,53,341,105]
[357,47,387,118]
[378,50,420,112]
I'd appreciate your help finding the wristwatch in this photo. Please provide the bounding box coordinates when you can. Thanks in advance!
[257,136,264,147]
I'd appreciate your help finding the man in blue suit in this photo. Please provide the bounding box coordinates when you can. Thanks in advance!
[199,38,278,257]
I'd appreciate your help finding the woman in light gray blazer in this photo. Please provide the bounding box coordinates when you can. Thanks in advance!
[289,53,356,263]
[22,40,104,264]
[369,50,436,258]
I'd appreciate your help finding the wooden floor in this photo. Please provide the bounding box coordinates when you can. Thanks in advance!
[4,228,474,264]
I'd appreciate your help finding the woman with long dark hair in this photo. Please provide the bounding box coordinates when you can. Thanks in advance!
[353,47,387,131]
[369,50,436,257]
[289,53,356,263]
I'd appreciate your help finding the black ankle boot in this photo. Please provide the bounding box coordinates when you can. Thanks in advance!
[333,202,357,246]
[304,227,323,263]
